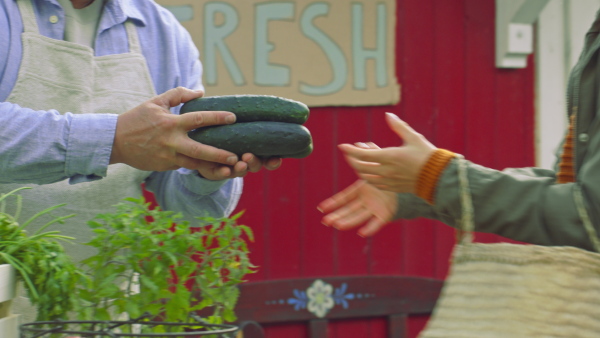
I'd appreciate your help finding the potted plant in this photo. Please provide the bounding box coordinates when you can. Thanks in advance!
[14,195,255,337]
[0,188,81,338]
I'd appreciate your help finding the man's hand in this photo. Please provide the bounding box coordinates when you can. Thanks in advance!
[110,87,239,172]
[242,154,283,173]
[196,153,283,180]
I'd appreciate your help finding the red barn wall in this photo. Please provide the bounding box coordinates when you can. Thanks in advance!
[232,0,535,337]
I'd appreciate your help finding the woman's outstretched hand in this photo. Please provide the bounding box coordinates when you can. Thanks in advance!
[318,113,438,237]
[318,142,397,237]
[338,112,436,194]
[318,178,398,237]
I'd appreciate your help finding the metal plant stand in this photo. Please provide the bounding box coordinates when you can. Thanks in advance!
[19,314,238,338]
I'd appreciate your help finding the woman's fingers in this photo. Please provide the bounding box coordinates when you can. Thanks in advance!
[317,180,364,213]
[344,156,382,175]
[322,197,371,230]
[358,217,389,237]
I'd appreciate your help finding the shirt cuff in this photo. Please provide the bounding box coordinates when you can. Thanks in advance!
[66,113,117,184]
[176,168,229,195]
[415,148,456,204]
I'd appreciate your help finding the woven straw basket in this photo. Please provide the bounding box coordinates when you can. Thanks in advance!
[419,157,600,338]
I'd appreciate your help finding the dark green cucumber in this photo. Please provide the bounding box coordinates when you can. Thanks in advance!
[188,121,313,158]
[286,143,313,159]
[181,95,309,124]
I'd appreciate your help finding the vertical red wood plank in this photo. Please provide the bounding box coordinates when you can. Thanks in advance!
[265,161,302,279]
[260,105,305,338]
[495,56,535,170]
[522,54,536,166]
[388,314,407,337]
[463,0,505,246]
[367,108,400,338]
[303,108,338,278]
[264,323,307,338]
[488,65,535,244]
[309,319,329,338]
[431,0,467,279]
[495,69,528,169]
[235,172,267,281]
[400,0,436,278]
[366,111,401,338]
[261,160,303,338]
[432,0,467,153]
[368,317,388,338]
[333,108,372,276]
[369,0,405,278]
[408,315,431,338]
[464,0,496,169]
[330,108,372,338]
[366,0,409,330]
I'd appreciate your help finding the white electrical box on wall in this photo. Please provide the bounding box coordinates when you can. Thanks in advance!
[496,0,549,68]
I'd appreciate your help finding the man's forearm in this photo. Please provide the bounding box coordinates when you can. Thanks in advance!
[0,102,116,184]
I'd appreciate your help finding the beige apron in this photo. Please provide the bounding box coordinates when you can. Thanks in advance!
[6,0,156,322]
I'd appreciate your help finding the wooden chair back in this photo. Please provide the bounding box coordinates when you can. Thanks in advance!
[233,275,443,338]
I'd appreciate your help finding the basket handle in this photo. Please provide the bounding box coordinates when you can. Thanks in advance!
[573,185,600,252]
[455,155,474,244]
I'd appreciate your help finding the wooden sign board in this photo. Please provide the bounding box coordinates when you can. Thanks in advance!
[157,0,400,107]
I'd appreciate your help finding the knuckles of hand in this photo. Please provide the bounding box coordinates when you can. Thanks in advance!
[189,111,206,127]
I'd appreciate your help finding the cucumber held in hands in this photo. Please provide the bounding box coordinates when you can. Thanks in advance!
[181,94,310,124]
[184,95,313,159]
[188,122,313,158]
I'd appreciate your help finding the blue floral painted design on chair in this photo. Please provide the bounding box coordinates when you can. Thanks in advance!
[286,279,357,318]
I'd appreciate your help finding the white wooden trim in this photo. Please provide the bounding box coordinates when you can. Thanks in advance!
[535,0,600,169]
[564,0,600,71]
[0,265,18,338]
[535,0,567,169]
[0,315,21,338]
[0,264,17,304]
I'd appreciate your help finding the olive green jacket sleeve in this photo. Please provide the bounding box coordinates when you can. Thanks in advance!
[394,11,600,252]
[395,159,599,251]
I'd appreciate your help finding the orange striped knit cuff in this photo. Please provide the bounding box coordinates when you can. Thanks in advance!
[415,149,456,205]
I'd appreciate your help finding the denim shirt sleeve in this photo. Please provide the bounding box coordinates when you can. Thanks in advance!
[144,170,243,220]
[0,0,243,218]
[0,102,116,184]
[135,2,243,219]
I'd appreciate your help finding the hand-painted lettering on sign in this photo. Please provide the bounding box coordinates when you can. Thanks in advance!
[158,1,399,107]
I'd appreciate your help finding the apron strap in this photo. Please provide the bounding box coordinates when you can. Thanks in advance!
[124,20,142,54]
[17,0,142,55]
[16,0,40,33]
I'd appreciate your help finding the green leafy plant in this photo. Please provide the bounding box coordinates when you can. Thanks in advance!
[77,196,256,332]
[0,187,82,322]
[1,190,253,335]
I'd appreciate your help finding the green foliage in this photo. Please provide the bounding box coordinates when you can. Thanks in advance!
[77,196,256,330]
[0,189,254,334]
[0,187,82,321]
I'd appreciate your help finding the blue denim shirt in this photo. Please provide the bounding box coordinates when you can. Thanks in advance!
[0,0,242,218]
